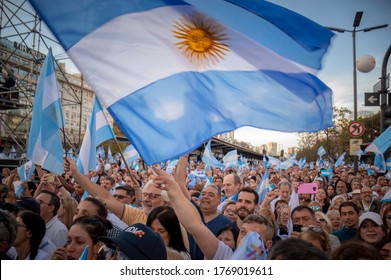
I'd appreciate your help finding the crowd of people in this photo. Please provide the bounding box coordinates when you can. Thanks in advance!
[0,153,390,260]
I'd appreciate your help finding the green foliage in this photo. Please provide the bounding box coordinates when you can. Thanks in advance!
[296,107,380,163]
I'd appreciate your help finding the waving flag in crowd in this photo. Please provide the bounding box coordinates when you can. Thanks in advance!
[27,48,64,175]
[77,97,115,175]
[29,0,334,165]
[202,140,224,169]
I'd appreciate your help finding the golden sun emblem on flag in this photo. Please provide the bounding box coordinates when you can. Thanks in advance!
[172,11,230,67]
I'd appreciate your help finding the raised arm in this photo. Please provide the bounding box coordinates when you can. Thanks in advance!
[152,167,219,260]
[174,155,191,201]
[63,157,124,218]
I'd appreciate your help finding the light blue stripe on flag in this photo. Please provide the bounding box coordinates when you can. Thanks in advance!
[334,152,346,168]
[29,0,334,165]
[223,150,238,169]
[77,97,115,174]
[121,144,139,170]
[386,158,391,171]
[26,48,64,175]
[317,145,326,158]
[365,125,391,154]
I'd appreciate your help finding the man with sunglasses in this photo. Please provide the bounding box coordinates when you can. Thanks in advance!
[114,185,136,207]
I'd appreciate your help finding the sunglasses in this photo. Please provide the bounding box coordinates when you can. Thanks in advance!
[310,206,322,211]
[385,215,391,220]
[97,244,129,260]
[299,197,311,202]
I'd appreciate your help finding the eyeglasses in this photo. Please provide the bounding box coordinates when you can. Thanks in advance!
[97,244,129,260]
[224,209,237,214]
[299,197,311,202]
[113,194,130,200]
[310,206,322,211]
[317,218,326,223]
[142,193,161,199]
[385,215,391,220]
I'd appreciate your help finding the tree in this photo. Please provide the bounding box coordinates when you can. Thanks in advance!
[297,106,352,162]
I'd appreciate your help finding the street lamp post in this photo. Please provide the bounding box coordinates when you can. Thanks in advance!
[326,11,388,173]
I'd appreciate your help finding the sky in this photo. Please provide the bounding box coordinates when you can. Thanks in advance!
[235,0,391,150]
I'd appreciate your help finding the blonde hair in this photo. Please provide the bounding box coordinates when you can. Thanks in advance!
[58,197,78,230]
[299,227,331,255]
[315,211,333,233]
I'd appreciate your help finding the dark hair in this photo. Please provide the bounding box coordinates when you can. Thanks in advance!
[339,201,360,215]
[72,215,109,243]
[331,241,383,260]
[0,209,17,253]
[81,197,108,219]
[146,206,188,253]
[291,205,315,220]
[105,176,115,186]
[40,190,60,215]
[274,199,289,220]
[237,187,259,205]
[116,185,135,197]
[268,238,329,260]
[215,225,239,247]
[18,210,46,260]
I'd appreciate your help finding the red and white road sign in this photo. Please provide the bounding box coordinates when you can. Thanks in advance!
[348,121,365,137]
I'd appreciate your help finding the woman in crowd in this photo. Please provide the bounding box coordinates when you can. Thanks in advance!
[52,215,109,260]
[222,201,237,223]
[13,210,47,260]
[326,209,343,232]
[57,196,78,230]
[328,195,346,211]
[357,212,388,246]
[314,187,330,213]
[216,224,239,251]
[146,206,190,259]
[298,226,331,255]
[315,211,333,234]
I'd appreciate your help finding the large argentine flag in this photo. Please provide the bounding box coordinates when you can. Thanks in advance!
[29,0,334,165]
[27,48,64,174]
[77,97,115,174]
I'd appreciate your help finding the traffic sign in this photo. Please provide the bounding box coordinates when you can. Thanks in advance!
[364,92,380,106]
[348,121,365,137]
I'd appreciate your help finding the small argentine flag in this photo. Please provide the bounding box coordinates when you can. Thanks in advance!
[386,157,391,171]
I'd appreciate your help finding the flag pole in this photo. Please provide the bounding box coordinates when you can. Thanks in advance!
[113,137,139,187]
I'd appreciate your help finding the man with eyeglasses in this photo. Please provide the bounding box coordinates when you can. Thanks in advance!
[114,185,136,207]
[35,190,68,248]
[63,158,168,226]
[360,186,381,213]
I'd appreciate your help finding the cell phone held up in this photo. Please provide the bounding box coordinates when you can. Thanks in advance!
[293,224,303,232]
[298,183,318,194]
